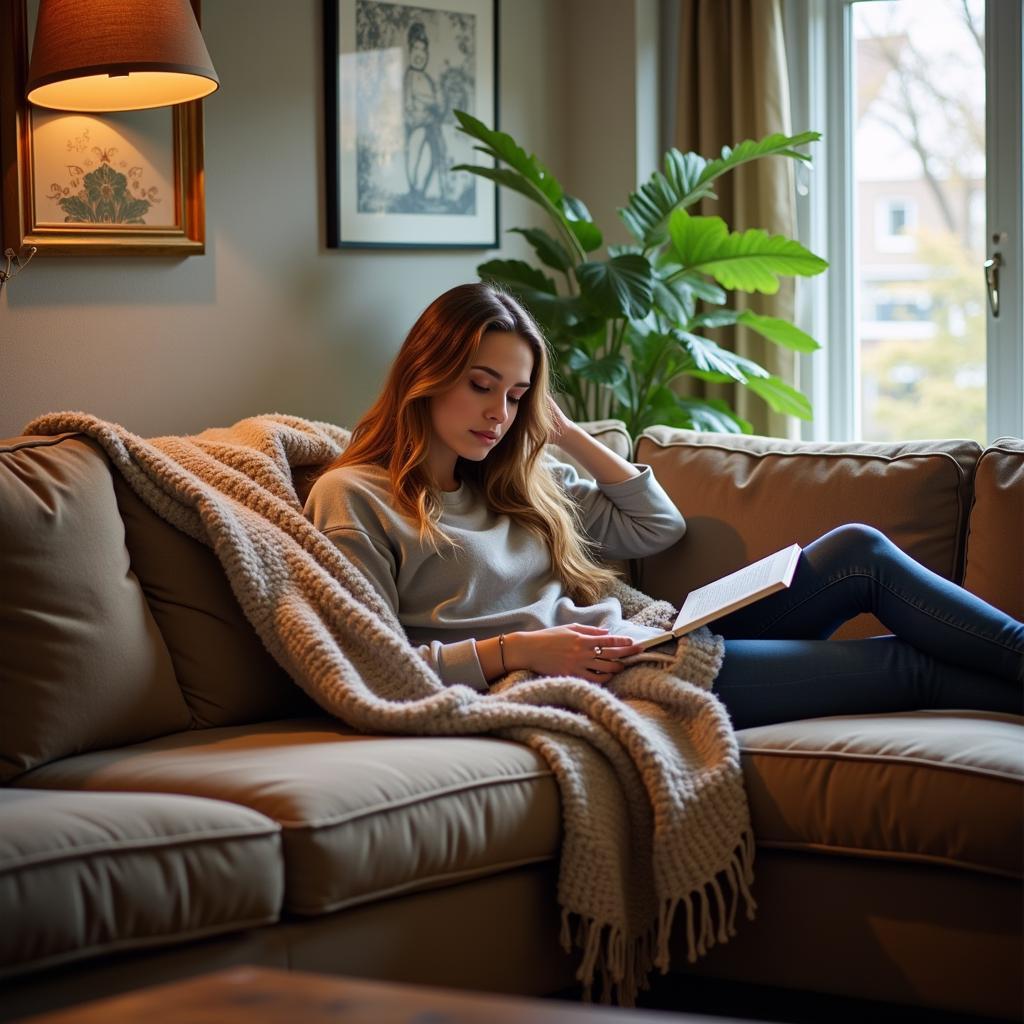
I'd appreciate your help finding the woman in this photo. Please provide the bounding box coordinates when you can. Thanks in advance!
[403,21,448,202]
[304,283,1023,728]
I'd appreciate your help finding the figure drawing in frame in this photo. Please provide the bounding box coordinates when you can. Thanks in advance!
[355,0,476,216]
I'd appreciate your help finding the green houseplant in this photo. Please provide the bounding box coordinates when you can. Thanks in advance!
[452,112,828,436]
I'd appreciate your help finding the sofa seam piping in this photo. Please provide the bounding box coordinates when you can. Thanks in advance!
[0,824,282,875]
[740,744,1023,783]
[756,838,1022,881]
[284,853,555,917]
[271,769,555,830]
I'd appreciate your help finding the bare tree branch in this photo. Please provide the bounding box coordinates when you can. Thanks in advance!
[900,33,984,151]
[959,0,985,61]
[869,32,960,235]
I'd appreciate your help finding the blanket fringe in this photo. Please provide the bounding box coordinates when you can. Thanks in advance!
[567,830,758,1006]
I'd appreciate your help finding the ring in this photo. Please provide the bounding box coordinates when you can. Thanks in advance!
[593,645,603,657]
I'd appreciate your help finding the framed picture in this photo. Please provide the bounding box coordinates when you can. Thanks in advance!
[0,0,206,257]
[324,0,498,249]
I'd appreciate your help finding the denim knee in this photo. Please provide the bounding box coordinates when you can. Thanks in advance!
[811,522,891,569]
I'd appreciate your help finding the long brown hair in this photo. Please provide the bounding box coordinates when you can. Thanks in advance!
[330,282,619,604]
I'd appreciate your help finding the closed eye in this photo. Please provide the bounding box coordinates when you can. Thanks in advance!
[471,381,522,403]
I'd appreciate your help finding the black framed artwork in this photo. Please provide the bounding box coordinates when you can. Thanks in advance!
[324,0,498,249]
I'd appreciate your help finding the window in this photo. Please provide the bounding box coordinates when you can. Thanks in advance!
[875,197,917,251]
[785,0,1023,443]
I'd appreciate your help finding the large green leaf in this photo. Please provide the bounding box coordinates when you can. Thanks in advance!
[738,310,821,352]
[638,388,749,434]
[509,228,573,272]
[619,149,715,247]
[690,309,743,330]
[659,262,727,305]
[453,110,563,206]
[576,254,654,319]
[697,131,820,189]
[626,329,674,378]
[561,195,602,253]
[478,259,556,295]
[453,165,552,212]
[564,322,608,355]
[640,386,694,430]
[620,132,819,249]
[745,375,814,418]
[454,113,597,262]
[674,330,771,383]
[668,211,828,294]
[673,396,752,434]
[566,349,629,387]
[692,305,821,355]
[682,369,734,384]
[477,260,582,334]
[651,278,695,324]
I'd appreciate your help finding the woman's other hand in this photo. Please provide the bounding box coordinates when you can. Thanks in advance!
[506,624,642,681]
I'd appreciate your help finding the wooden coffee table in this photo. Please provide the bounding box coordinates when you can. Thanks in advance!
[17,965,756,1023]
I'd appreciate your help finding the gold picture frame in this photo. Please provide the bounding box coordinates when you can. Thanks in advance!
[0,0,206,256]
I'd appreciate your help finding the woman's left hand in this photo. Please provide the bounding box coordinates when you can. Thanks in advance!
[546,396,577,446]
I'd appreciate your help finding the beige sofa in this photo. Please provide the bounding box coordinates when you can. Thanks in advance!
[1,423,1021,1022]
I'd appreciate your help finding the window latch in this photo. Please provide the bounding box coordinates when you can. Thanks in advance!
[984,253,1002,318]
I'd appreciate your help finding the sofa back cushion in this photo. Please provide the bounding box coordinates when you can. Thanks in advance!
[0,434,192,782]
[633,429,981,639]
[111,473,320,727]
[963,437,1024,619]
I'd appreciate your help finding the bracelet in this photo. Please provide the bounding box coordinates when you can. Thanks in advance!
[498,633,508,674]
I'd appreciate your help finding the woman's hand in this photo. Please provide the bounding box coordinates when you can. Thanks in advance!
[506,624,643,682]
[545,395,578,447]
[543,395,640,486]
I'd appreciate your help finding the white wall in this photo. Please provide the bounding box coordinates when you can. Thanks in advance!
[0,0,574,437]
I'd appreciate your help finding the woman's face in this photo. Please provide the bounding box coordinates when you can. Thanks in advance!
[409,39,428,70]
[427,330,534,485]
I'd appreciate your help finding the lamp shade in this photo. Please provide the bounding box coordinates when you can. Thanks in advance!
[26,0,219,112]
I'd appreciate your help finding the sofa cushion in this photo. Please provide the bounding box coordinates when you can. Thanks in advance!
[0,434,191,783]
[110,472,321,728]
[736,710,1023,879]
[0,788,282,978]
[16,720,562,917]
[963,437,1024,620]
[633,429,981,639]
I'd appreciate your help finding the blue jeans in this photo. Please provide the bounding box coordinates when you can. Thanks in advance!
[706,524,1024,730]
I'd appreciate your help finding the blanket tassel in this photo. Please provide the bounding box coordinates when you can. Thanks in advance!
[563,832,757,1006]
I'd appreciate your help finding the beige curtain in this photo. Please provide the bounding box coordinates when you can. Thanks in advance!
[674,0,799,438]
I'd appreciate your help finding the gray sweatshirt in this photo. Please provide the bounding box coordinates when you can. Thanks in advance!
[303,458,686,690]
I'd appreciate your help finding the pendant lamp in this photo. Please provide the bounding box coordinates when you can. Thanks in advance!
[26,0,219,112]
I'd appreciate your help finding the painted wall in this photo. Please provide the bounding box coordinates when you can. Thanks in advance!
[0,0,577,437]
[562,0,659,249]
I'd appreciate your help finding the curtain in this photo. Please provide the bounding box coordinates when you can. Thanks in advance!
[673,0,799,438]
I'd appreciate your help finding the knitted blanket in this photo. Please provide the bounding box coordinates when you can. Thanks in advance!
[24,411,756,1005]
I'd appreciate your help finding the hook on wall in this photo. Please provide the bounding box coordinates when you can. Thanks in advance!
[0,246,38,302]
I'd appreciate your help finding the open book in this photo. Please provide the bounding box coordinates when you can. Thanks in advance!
[620,543,802,666]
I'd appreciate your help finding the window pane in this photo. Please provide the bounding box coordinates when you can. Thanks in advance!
[854,0,986,443]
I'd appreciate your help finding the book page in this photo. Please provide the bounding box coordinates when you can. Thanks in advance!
[675,544,801,629]
[629,543,802,653]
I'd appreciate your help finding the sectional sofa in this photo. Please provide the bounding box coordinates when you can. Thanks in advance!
[1,422,1021,1021]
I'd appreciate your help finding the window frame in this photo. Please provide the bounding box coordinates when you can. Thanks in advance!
[785,0,1023,443]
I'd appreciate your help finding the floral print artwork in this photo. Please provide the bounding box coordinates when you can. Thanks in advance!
[45,128,162,224]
